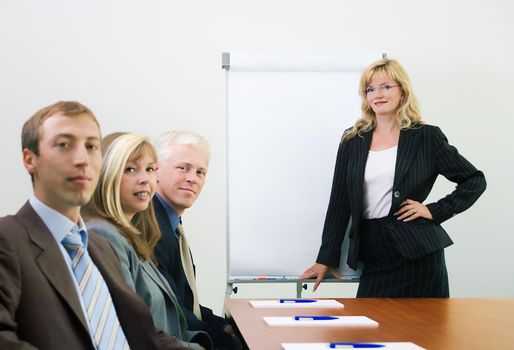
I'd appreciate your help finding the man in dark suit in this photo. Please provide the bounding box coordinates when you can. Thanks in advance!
[153,130,237,350]
[0,101,202,350]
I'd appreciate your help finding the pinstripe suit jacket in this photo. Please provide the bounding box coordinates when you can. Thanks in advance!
[316,124,486,270]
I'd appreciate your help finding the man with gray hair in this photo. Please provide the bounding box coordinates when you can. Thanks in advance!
[153,130,237,350]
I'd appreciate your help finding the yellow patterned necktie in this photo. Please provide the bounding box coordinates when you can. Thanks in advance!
[177,223,202,320]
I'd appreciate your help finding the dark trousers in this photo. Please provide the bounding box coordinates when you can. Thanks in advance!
[357,216,449,298]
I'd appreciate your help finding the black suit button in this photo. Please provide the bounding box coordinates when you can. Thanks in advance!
[393,191,400,198]
[386,224,394,230]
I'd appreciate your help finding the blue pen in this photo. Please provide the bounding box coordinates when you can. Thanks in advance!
[294,316,338,321]
[280,299,316,303]
[329,342,385,348]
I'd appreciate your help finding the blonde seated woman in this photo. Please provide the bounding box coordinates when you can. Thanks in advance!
[83,133,212,350]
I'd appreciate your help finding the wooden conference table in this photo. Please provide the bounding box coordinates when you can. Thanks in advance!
[225,298,514,350]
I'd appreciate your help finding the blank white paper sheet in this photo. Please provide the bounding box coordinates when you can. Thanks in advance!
[249,299,344,309]
[281,342,425,350]
[264,316,378,327]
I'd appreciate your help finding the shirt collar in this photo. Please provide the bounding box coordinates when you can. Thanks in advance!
[155,192,181,232]
[29,195,88,247]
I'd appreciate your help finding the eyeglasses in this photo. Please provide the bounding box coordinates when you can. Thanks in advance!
[364,85,400,96]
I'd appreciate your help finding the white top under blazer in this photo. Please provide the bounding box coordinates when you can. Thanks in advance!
[363,145,398,219]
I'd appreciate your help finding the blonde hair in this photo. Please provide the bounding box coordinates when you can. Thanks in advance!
[83,133,161,261]
[343,58,423,141]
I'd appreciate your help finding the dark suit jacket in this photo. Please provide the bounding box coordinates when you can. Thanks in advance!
[153,198,231,347]
[316,124,487,270]
[0,202,191,350]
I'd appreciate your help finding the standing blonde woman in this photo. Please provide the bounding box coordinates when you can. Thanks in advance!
[83,133,211,349]
[301,59,486,297]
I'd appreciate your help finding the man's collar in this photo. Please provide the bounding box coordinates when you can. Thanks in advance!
[29,195,87,245]
[154,193,181,231]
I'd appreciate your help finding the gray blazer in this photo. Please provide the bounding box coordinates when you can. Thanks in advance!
[86,219,211,350]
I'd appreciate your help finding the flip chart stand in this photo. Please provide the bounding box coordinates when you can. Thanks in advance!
[226,277,360,299]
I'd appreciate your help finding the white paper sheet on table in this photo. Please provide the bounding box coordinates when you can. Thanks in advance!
[264,316,378,327]
[281,342,425,350]
[249,299,344,308]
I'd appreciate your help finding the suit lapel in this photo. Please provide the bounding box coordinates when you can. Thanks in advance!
[141,262,170,298]
[142,262,186,320]
[392,127,421,190]
[349,128,420,219]
[17,202,90,332]
[153,198,174,237]
[153,197,194,299]
[154,198,195,270]
[349,131,372,219]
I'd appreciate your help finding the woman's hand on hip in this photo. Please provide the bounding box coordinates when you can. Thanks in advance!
[394,199,433,222]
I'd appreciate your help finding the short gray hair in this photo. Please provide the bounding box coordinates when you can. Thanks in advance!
[154,130,211,163]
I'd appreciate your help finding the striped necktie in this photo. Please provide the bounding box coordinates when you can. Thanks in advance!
[176,223,202,320]
[62,228,129,350]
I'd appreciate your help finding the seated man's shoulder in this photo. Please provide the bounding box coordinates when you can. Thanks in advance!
[0,214,19,228]
[0,215,28,243]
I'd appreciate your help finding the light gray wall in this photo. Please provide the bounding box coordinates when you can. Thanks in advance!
[1,0,512,313]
